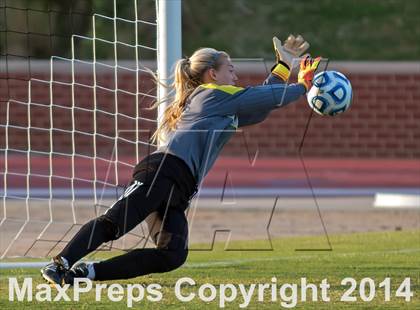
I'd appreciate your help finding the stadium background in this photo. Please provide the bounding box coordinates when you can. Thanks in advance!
[2,62,420,158]
[1,0,419,193]
[2,0,420,158]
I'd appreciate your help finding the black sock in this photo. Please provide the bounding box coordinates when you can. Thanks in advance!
[59,216,116,267]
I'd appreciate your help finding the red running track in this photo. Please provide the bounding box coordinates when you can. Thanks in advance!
[1,155,419,189]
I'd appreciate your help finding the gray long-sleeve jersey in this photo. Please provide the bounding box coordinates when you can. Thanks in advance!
[155,73,306,184]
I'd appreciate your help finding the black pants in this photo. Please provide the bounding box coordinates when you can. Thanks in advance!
[59,153,197,280]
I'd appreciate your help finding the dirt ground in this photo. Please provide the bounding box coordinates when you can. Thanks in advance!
[0,197,419,257]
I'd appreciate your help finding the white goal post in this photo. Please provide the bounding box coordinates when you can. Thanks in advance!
[157,0,182,146]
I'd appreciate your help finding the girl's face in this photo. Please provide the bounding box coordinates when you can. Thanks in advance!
[211,57,238,86]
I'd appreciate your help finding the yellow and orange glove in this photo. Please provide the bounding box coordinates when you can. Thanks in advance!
[298,56,321,91]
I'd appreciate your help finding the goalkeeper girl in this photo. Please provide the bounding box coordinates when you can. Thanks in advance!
[41,35,320,285]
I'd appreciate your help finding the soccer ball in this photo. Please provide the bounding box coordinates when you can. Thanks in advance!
[307,71,353,116]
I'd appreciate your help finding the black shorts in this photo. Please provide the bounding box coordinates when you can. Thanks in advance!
[132,152,198,209]
[101,152,198,240]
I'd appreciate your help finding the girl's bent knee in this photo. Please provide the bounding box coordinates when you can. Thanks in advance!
[160,248,188,272]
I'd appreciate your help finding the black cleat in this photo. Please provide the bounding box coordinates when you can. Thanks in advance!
[40,256,69,286]
[64,262,90,285]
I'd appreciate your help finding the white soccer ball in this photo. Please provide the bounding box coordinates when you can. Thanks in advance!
[307,71,353,116]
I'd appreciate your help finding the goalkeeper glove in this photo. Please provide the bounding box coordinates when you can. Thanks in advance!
[271,60,291,82]
[298,56,321,91]
[273,34,310,69]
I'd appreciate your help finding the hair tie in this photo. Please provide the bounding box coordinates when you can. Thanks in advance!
[184,56,190,64]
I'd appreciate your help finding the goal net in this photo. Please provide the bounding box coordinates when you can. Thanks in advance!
[0,0,162,258]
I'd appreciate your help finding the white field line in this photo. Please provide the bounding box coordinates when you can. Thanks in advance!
[1,248,419,271]
[2,187,420,199]
[183,248,420,268]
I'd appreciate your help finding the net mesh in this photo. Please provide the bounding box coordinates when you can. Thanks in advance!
[0,0,158,258]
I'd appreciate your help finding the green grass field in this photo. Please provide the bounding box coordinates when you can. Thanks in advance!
[1,230,419,309]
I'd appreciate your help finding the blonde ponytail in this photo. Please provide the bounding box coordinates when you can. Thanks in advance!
[152,48,228,144]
